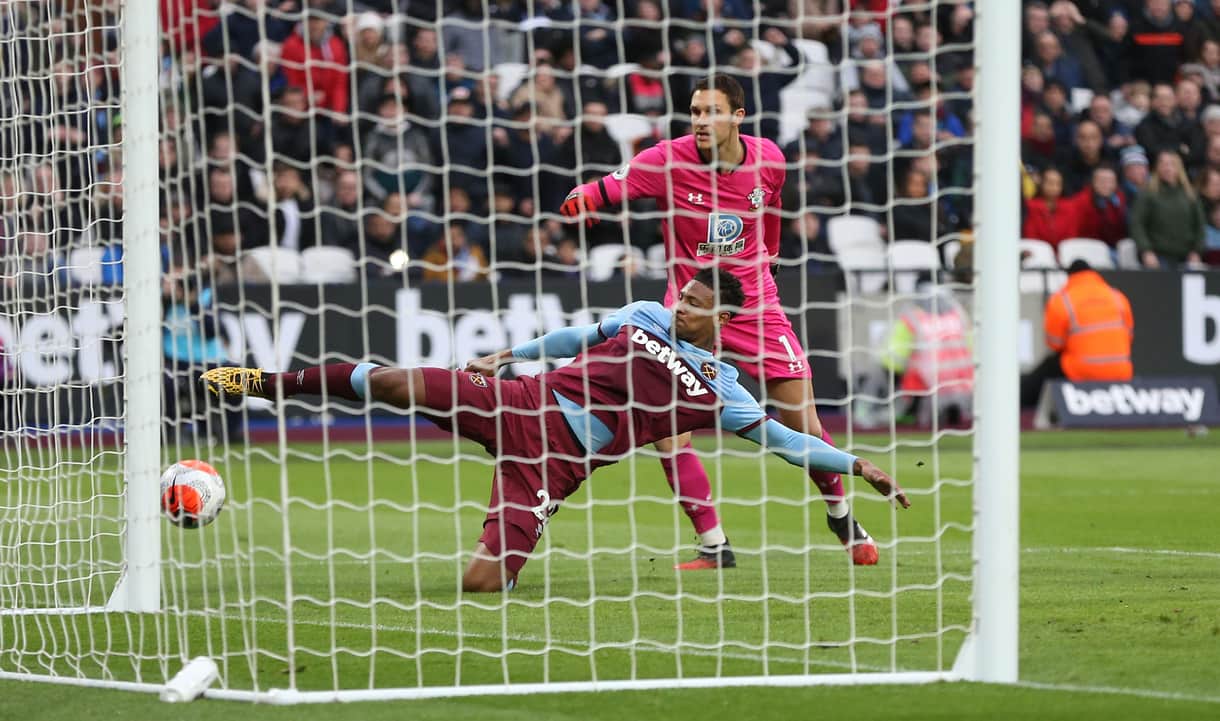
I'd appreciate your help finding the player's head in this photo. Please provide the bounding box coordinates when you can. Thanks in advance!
[691,74,746,152]
[673,267,745,347]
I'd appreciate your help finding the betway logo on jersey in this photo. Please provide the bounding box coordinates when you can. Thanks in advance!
[630,329,709,397]
[1051,378,1220,427]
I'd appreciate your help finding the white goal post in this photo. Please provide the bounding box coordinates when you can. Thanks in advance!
[0,0,1019,699]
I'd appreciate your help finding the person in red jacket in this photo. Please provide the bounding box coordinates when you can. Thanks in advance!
[1022,167,1083,247]
[1071,165,1128,246]
[280,6,351,119]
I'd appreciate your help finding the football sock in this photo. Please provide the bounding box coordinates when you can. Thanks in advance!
[699,524,728,548]
[267,363,367,401]
[810,428,847,508]
[660,442,720,535]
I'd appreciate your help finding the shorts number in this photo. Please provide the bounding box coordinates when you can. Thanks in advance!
[778,334,805,373]
[532,488,560,522]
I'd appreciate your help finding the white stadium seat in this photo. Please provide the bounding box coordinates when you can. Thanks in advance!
[242,246,302,284]
[66,246,105,285]
[828,215,883,255]
[604,113,654,160]
[1019,238,1059,268]
[494,62,529,102]
[889,240,941,293]
[941,239,962,270]
[1117,237,1141,269]
[586,244,645,282]
[300,246,357,284]
[1058,237,1115,269]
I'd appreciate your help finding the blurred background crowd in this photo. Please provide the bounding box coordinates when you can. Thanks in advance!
[2,0,1218,299]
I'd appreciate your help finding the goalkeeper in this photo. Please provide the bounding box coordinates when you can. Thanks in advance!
[203,268,908,592]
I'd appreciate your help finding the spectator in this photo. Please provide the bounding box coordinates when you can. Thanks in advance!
[1196,41,1220,103]
[363,94,436,215]
[508,62,570,136]
[1185,0,1220,60]
[1023,111,1061,171]
[280,6,351,144]
[892,168,938,243]
[268,162,318,251]
[500,225,567,279]
[1022,167,1082,247]
[201,0,296,60]
[1135,82,1204,165]
[1130,150,1206,268]
[787,108,844,163]
[363,192,406,275]
[1084,94,1135,151]
[1114,80,1152,128]
[1127,0,1186,85]
[1048,0,1107,92]
[270,85,322,164]
[727,30,805,141]
[433,87,489,195]
[1120,144,1151,202]
[1071,165,1128,246]
[1020,260,1134,408]
[1032,30,1085,90]
[320,169,364,252]
[1062,120,1112,194]
[624,0,666,66]
[422,222,489,283]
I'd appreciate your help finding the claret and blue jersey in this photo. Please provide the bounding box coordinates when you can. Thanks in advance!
[511,301,857,476]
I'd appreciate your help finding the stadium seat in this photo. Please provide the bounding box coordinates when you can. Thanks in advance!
[1116,237,1141,269]
[828,215,884,255]
[941,239,962,270]
[604,114,654,160]
[1058,238,1115,269]
[645,243,668,280]
[586,244,645,282]
[604,62,641,80]
[494,63,529,102]
[242,246,303,284]
[835,244,887,295]
[66,246,106,285]
[889,240,941,293]
[300,246,357,284]
[1018,238,1059,268]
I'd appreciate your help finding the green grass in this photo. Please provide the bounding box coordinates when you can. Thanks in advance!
[3,428,1219,719]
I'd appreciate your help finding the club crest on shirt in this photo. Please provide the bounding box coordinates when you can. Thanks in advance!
[701,361,718,381]
[469,373,488,388]
[748,187,765,210]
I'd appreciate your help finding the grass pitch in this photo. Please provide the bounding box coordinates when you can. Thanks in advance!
[2,428,1218,719]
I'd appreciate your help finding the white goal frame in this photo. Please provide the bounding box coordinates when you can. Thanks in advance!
[0,0,1020,698]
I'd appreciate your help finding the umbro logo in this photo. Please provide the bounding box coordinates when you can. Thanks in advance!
[688,193,704,204]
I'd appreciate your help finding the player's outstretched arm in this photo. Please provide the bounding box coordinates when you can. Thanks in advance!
[741,419,910,508]
[465,322,607,376]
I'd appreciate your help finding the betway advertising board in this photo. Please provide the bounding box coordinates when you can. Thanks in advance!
[1048,377,1220,428]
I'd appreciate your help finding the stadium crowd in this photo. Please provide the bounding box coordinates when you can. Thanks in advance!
[3,0,1219,298]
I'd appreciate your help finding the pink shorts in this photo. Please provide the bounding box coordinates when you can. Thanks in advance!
[664,286,812,382]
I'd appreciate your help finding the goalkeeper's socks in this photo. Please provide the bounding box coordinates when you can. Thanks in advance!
[699,524,728,548]
[810,428,847,506]
[268,363,370,401]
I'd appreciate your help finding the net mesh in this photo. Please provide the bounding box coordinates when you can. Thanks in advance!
[1,0,978,697]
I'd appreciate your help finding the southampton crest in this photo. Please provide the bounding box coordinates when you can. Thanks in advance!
[748,187,765,210]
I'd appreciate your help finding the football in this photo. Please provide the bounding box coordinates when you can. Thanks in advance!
[160,460,227,528]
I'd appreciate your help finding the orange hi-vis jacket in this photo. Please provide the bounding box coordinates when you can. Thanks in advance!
[1044,270,1134,382]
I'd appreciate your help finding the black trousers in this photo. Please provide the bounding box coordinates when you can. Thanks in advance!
[1020,353,1065,409]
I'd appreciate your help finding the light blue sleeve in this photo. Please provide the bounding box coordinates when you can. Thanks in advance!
[718,381,768,433]
[739,418,858,475]
[511,323,604,361]
[509,300,652,360]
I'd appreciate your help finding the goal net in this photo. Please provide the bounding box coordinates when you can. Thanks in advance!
[0,0,1020,700]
